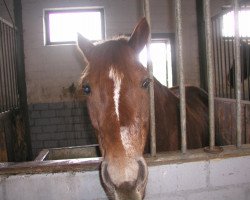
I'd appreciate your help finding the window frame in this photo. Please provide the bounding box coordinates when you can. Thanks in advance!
[44,8,105,45]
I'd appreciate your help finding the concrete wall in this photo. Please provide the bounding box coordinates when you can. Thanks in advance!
[1,155,250,200]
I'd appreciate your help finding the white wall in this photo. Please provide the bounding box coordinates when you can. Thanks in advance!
[1,155,250,200]
[22,0,200,104]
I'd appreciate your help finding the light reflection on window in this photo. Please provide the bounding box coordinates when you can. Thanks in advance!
[46,10,103,44]
[222,10,250,37]
[139,41,172,87]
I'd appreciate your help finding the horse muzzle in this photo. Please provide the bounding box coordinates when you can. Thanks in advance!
[100,157,148,200]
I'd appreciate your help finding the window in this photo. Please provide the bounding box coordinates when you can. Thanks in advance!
[44,8,105,45]
[139,40,172,87]
[222,9,250,37]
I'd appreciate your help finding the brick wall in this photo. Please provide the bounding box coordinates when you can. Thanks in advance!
[29,101,97,157]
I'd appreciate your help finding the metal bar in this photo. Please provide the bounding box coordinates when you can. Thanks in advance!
[230,37,236,98]
[226,38,233,98]
[241,41,246,100]
[204,0,215,149]
[7,26,14,108]
[143,0,156,157]
[233,0,242,148]
[246,40,250,100]
[215,19,221,96]
[175,0,187,153]
[5,26,13,109]
[8,26,15,108]
[12,28,19,107]
[217,19,224,97]
[223,38,229,98]
[0,22,5,112]
[212,21,218,97]
[3,23,10,110]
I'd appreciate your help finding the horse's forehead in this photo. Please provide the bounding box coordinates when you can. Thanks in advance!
[85,41,147,83]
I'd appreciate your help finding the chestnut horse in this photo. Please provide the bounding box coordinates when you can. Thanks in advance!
[77,18,209,200]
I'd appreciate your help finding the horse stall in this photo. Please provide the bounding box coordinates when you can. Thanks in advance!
[0,2,32,162]
[1,0,250,200]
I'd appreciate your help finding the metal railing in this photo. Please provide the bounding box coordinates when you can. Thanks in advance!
[212,5,250,101]
[0,17,19,113]
[144,0,246,156]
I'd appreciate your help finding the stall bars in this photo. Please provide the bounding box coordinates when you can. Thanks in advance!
[145,0,244,156]
[0,17,19,113]
[211,4,250,101]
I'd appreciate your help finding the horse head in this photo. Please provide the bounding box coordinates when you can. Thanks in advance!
[77,18,150,199]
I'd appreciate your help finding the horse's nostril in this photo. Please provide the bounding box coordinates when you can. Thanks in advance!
[101,162,114,191]
[136,159,148,192]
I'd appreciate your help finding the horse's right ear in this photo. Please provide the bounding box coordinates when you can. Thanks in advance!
[77,33,94,61]
[128,18,150,54]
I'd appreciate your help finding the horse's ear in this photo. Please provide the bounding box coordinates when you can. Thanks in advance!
[77,33,94,61]
[128,18,150,54]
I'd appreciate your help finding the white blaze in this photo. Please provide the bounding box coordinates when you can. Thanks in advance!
[109,66,123,121]
[120,126,133,150]
[120,119,140,152]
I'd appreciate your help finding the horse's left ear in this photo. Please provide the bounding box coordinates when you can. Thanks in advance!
[128,18,150,54]
[77,33,94,61]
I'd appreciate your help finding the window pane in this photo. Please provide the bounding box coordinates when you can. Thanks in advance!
[139,41,172,87]
[222,10,250,37]
[47,10,103,43]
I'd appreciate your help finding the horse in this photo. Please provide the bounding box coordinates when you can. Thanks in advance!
[77,18,209,200]
[228,40,250,88]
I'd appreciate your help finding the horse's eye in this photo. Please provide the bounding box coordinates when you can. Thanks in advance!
[83,84,91,95]
[142,78,151,89]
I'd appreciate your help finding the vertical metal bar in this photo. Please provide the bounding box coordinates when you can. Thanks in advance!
[226,37,233,98]
[0,22,4,112]
[231,37,236,98]
[212,21,218,97]
[223,38,229,98]
[8,26,15,108]
[233,0,242,148]
[241,41,246,100]
[13,28,19,107]
[246,40,250,101]
[8,26,14,108]
[215,19,221,96]
[143,0,156,157]
[3,23,10,110]
[165,42,169,87]
[218,19,225,97]
[204,0,215,149]
[175,0,187,153]
[6,26,13,109]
